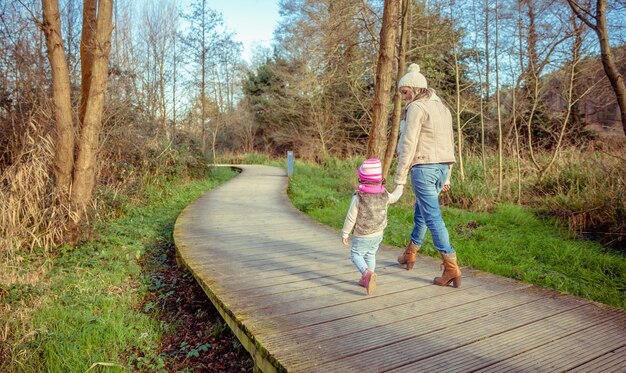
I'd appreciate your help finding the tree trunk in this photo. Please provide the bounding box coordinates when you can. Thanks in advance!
[367,0,400,159]
[200,0,207,155]
[484,0,490,101]
[453,42,465,182]
[541,16,583,178]
[41,0,75,196]
[512,83,521,205]
[521,0,541,169]
[382,0,409,179]
[495,0,503,200]
[79,0,97,125]
[567,0,626,136]
[475,49,487,179]
[594,2,626,136]
[71,0,114,207]
[172,25,177,140]
[158,33,167,140]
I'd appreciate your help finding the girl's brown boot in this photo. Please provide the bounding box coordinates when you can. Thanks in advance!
[397,241,420,270]
[433,252,461,288]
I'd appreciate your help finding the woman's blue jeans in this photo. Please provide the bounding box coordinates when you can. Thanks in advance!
[410,164,455,254]
[351,235,383,274]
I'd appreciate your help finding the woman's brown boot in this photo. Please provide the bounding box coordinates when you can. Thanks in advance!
[397,241,420,270]
[433,252,462,288]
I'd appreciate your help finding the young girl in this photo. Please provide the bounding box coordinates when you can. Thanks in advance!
[342,158,403,295]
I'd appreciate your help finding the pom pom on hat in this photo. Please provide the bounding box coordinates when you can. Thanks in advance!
[407,63,420,73]
[397,63,428,89]
[358,158,383,183]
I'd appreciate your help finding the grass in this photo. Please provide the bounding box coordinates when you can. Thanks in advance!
[287,157,626,310]
[0,167,240,372]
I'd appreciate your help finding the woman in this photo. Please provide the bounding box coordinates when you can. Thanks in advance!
[394,63,461,288]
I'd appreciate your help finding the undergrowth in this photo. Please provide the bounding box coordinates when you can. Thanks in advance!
[444,149,625,249]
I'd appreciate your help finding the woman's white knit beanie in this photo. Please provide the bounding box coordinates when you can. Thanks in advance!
[397,63,428,89]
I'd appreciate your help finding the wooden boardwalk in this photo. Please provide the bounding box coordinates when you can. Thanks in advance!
[174,165,626,373]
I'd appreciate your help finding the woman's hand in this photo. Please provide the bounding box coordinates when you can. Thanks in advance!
[342,237,349,246]
[442,183,451,192]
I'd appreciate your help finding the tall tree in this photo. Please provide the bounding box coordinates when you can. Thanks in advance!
[567,0,626,136]
[182,0,225,157]
[495,0,503,199]
[540,15,585,177]
[70,0,114,207]
[383,0,410,178]
[142,0,177,138]
[367,0,400,159]
[41,0,75,196]
[263,0,375,158]
[41,0,114,208]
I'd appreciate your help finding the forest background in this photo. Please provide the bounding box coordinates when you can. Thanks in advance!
[1,0,625,370]
[2,0,624,256]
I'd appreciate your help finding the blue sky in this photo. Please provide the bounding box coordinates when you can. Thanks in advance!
[204,0,280,62]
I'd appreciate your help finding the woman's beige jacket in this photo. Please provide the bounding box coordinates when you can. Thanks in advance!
[394,93,456,186]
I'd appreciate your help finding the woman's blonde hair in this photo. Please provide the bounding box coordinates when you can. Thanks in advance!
[409,87,434,101]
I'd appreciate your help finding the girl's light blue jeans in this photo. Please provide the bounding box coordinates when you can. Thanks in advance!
[410,164,455,254]
[351,235,383,274]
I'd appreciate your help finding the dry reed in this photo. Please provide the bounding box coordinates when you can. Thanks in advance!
[0,120,71,259]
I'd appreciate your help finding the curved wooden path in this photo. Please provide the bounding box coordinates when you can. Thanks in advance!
[174,165,626,373]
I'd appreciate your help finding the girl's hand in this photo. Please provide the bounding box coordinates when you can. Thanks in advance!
[442,183,451,192]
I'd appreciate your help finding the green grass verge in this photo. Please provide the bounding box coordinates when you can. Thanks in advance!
[2,167,238,372]
[287,158,626,310]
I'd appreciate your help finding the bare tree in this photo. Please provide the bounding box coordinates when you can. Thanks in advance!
[41,0,114,208]
[511,76,522,204]
[182,0,224,157]
[172,7,179,139]
[495,0,503,199]
[41,0,74,196]
[484,0,491,101]
[71,0,114,207]
[567,0,626,136]
[367,0,400,159]
[142,0,177,139]
[383,0,410,178]
[472,0,487,178]
[540,16,586,177]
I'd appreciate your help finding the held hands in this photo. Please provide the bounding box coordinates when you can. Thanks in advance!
[389,185,404,201]
[392,185,404,195]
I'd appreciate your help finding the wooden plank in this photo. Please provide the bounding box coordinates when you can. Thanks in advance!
[472,313,626,373]
[567,345,626,373]
[386,303,624,373]
[279,292,582,372]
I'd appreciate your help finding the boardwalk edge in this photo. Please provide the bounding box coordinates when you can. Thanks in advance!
[174,167,286,373]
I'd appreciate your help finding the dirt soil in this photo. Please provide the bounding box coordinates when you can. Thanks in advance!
[141,241,254,372]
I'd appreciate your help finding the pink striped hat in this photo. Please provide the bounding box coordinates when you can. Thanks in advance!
[358,158,383,183]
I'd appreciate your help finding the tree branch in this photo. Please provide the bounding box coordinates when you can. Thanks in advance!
[566,0,597,31]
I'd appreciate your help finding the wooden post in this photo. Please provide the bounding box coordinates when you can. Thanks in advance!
[287,151,294,178]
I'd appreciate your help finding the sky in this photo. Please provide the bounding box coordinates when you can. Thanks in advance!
[203,0,281,63]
